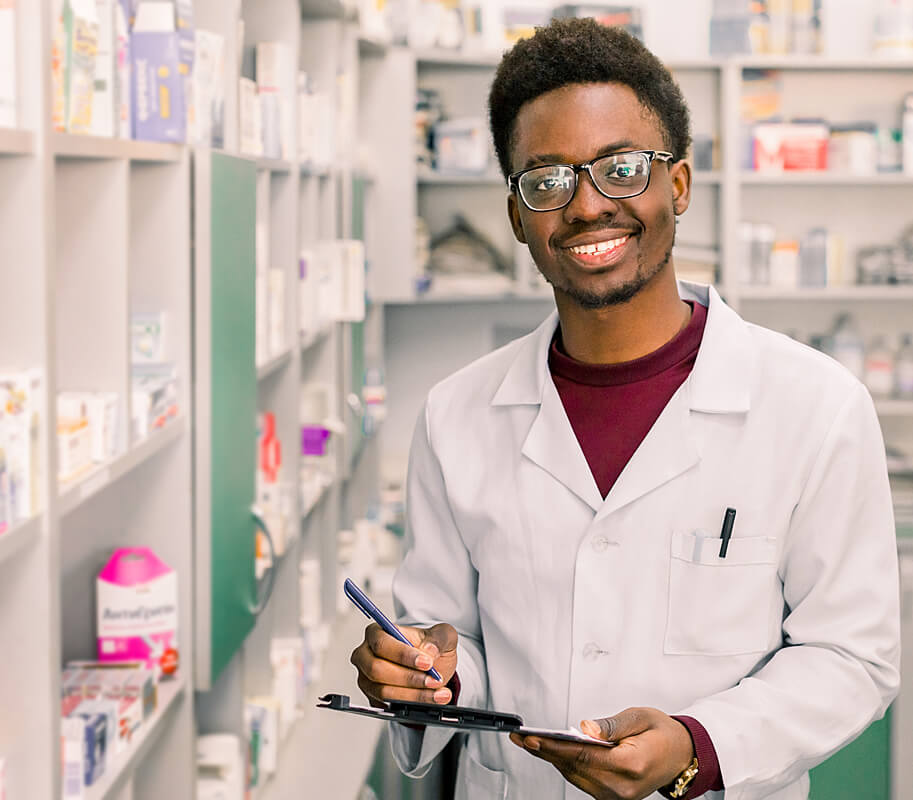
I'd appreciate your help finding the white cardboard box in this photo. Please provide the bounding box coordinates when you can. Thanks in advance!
[0,0,16,128]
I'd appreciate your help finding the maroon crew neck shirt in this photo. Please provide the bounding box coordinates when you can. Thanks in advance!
[548,300,723,798]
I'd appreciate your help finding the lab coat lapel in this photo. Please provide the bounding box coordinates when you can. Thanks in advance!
[492,311,603,513]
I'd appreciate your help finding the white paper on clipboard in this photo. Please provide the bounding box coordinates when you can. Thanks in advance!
[516,726,617,748]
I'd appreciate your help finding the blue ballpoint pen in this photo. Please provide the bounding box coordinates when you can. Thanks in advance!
[344,578,444,683]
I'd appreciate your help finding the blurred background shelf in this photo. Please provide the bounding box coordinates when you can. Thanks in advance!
[257,347,294,381]
[0,128,34,156]
[0,515,41,567]
[53,133,183,162]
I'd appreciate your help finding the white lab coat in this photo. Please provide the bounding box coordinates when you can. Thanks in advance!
[389,282,901,800]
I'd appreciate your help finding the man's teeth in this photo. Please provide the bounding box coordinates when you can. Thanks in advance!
[568,235,629,255]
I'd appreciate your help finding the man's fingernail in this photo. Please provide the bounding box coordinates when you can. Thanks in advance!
[425,675,442,688]
[415,654,433,670]
[525,738,540,752]
[421,642,440,658]
[433,688,451,703]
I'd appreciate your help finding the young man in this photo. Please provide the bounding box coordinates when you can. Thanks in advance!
[350,19,900,800]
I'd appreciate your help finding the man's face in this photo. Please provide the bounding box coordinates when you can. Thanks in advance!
[507,82,691,309]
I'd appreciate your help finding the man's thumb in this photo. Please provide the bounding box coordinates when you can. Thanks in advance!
[419,623,458,658]
[581,708,648,742]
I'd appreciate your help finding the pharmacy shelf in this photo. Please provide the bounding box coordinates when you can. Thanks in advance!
[742,172,913,186]
[300,325,332,354]
[0,127,35,156]
[53,133,184,162]
[257,347,294,381]
[735,56,913,71]
[256,157,294,174]
[418,170,504,186]
[299,0,357,20]
[415,49,503,68]
[382,290,555,305]
[739,286,913,301]
[693,170,723,184]
[301,480,333,521]
[358,34,389,57]
[666,59,725,71]
[300,164,330,178]
[0,514,42,567]
[58,415,187,517]
[85,678,187,800]
[255,609,385,800]
[875,400,913,417]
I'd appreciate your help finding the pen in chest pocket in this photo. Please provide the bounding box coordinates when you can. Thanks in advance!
[718,507,737,558]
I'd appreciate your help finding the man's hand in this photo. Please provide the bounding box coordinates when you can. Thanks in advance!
[350,622,459,707]
[509,707,694,800]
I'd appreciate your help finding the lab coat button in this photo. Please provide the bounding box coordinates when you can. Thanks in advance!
[591,536,610,553]
[583,642,606,661]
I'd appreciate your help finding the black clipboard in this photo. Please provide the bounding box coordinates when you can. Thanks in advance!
[317,694,616,746]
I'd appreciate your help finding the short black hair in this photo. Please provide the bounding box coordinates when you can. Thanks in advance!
[488,18,692,178]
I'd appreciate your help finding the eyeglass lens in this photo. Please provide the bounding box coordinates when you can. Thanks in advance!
[519,152,651,211]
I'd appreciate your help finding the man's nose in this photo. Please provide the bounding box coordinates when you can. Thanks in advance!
[562,169,621,224]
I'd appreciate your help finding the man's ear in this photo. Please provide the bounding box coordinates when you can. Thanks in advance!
[670,159,692,217]
[508,192,527,243]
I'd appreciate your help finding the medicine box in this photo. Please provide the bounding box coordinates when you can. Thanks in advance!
[131,311,168,363]
[0,369,42,524]
[61,716,87,800]
[73,711,107,786]
[90,0,116,136]
[0,0,15,128]
[58,392,120,463]
[58,418,92,481]
[753,122,829,172]
[97,546,179,679]
[62,0,100,133]
[131,1,194,142]
[192,30,225,148]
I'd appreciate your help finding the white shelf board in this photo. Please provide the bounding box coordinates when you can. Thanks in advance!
[738,286,913,301]
[0,127,35,156]
[0,514,41,566]
[85,678,187,800]
[301,481,332,521]
[256,157,294,174]
[418,170,504,186]
[692,170,722,185]
[415,49,502,68]
[58,416,187,517]
[300,325,332,354]
[53,133,183,162]
[257,347,294,381]
[381,290,555,305]
[875,400,913,417]
[666,58,725,71]
[358,34,389,57]
[742,172,913,186]
[300,0,356,19]
[735,56,913,71]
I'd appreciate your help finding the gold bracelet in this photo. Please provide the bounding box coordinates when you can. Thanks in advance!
[668,757,699,798]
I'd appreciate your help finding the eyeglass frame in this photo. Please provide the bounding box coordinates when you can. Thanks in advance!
[507,149,676,212]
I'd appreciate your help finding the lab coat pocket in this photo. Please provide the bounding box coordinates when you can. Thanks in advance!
[456,745,508,800]
[664,530,779,656]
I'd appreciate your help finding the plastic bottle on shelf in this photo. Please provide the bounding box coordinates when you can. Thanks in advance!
[903,93,913,177]
[895,334,913,399]
[830,313,865,380]
[799,228,828,288]
[864,335,896,398]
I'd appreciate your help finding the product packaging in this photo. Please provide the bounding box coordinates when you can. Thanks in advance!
[62,0,100,133]
[753,122,828,171]
[76,698,122,755]
[115,0,130,137]
[239,76,262,156]
[0,0,16,128]
[318,240,366,323]
[192,30,225,147]
[58,392,120,463]
[197,734,245,800]
[131,311,168,363]
[131,0,195,142]
[57,417,92,480]
[903,93,913,177]
[270,638,305,737]
[298,558,321,630]
[256,42,294,160]
[552,5,643,39]
[0,369,42,523]
[97,547,179,678]
[131,362,179,439]
[255,273,270,366]
[433,117,490,174]
[61,716,87,799]
[90,0,116,136]
[268,268,286,355]
[245,698,279,776]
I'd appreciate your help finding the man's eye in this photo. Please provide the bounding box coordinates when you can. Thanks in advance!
[534,176,570,191]
[608,164,636,179]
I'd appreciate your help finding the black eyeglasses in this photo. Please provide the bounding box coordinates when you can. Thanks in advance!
[508,150,674,212]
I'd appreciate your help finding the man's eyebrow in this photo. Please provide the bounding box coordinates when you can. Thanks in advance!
[521,140,642,170]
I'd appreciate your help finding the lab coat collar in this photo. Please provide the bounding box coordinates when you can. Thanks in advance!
[490,281,754,514]
[490,280,754,415]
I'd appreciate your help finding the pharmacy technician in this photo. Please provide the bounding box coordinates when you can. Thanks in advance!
[350,18,901,800]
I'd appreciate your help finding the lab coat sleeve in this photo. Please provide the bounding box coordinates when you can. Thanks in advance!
[388,400,488,778]
[675,381,901,800]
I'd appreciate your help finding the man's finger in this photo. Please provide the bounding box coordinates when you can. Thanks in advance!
[581,707,651,743]
[366,624,434,670]
[356,674,452,705]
